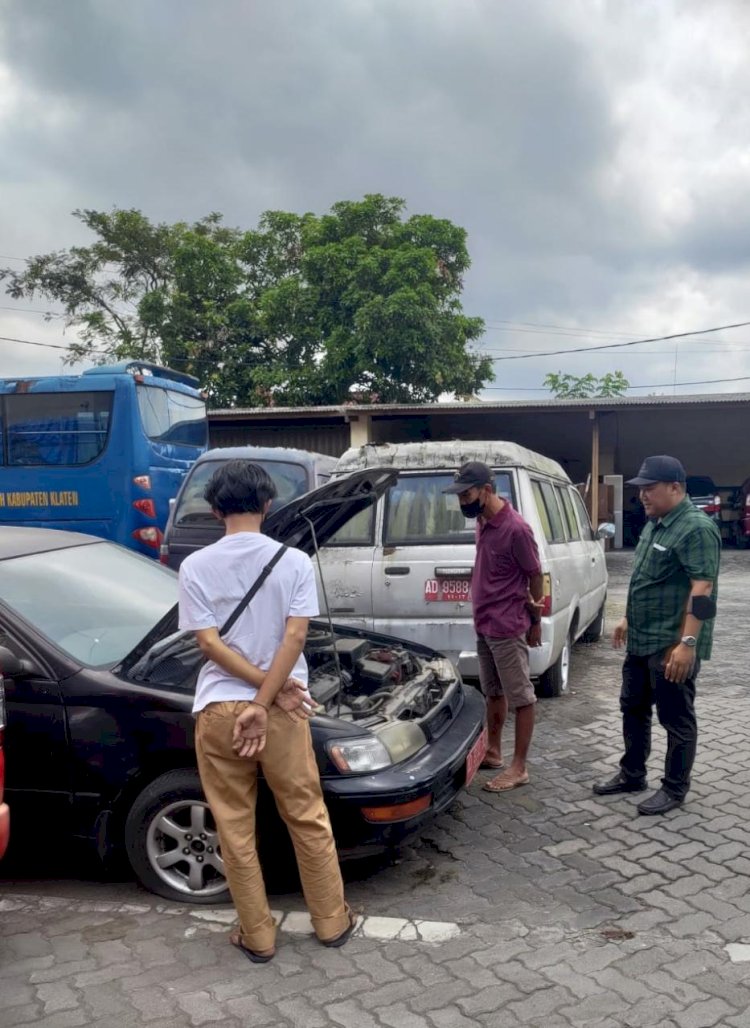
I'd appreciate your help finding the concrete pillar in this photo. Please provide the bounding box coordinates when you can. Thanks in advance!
[348,413,372,449]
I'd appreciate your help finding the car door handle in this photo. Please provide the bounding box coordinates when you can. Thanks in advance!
[384,566,411,576]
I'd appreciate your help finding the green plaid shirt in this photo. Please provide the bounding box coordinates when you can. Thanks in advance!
[627,497,721,660]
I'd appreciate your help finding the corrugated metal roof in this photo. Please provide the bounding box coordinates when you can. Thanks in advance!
[209,392,750,419]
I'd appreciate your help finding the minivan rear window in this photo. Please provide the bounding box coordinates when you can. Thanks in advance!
[384,472,514,546]
[175,459,309,524]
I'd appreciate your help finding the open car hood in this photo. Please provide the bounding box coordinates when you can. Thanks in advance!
[120,467,397,670]
[262,466,396,554]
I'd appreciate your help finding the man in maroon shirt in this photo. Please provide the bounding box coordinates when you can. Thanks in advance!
[444,462,544,792]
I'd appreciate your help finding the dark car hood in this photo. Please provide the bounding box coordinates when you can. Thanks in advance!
[121,466,396,670]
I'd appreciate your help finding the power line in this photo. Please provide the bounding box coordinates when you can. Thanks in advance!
[487,320,750,361]
[2,332,750,394]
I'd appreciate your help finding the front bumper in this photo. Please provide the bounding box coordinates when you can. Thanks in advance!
[322,684,485,855]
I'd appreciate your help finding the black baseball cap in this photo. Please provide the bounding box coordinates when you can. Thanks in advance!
[627,455,686,486]
[442,461,494,494]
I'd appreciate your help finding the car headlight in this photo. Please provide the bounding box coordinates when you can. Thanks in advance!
[328,736,392,773]
[427,657,458,683]
[377,722,427,763]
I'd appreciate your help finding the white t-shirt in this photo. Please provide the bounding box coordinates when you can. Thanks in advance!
[178,531,319,714]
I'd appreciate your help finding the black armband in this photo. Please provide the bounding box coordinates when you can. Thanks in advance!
[689,595,716,621]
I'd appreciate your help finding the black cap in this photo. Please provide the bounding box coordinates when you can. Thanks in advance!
[627,455,686,486]
[442,461,494,494]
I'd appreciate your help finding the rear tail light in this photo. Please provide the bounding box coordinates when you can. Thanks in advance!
[159,544,170,565]
[132,527,163,550]
[133,475,152,490]
[704,496,721,515]
[132,498,157,518]
[541,572,552,618]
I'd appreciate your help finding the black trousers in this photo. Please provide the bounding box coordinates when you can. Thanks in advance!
[619,652,700,801]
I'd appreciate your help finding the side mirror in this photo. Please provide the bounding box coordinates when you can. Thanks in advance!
[0,645,36,678]
[597,522,616,540]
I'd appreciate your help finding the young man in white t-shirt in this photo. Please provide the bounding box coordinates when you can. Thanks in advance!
[178,460,355,963]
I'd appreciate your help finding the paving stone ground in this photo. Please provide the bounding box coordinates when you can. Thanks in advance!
[2,550,750,1028]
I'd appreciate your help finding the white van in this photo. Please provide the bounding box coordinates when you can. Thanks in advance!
[318,441,611,696]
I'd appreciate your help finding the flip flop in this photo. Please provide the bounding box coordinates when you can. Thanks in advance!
[483,771,530,793]
[479,758,505,770]
[230,929,275,964]
[320,910,358,948]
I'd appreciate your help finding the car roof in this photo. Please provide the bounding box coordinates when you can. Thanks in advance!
[0,526,102,560]
[335,440,569,481]
[194,446,337,468]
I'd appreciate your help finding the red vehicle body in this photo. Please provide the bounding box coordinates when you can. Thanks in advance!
[0,671,9,859]
[736,478,750,548]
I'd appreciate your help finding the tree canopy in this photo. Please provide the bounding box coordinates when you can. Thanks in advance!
[2,195,493,407]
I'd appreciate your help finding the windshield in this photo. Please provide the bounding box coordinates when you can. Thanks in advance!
[1,542,177,666]
[175,459,309,525]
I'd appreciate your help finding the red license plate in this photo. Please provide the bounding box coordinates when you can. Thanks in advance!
[465,728,488,786]
[424,578,472,602]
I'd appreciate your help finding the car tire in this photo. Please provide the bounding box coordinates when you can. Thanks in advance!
[537,632,571,698]
[124,769,230,905]
[581,601,606,643]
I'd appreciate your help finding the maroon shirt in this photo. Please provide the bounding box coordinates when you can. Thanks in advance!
[472,503,542,639]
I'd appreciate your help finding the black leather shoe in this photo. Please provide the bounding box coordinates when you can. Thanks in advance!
[637,788,683,816]
[592,772,647,796]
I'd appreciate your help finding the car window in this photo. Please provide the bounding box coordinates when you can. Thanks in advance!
[556,485,581,541]
[384,472,514,546]
[136,386,207,448]
[326,504,375,546]
[1,543,177,667]
[538,481,566,543]
[571,488,596,541]
[531,481,552,543]
[175,459,309,524]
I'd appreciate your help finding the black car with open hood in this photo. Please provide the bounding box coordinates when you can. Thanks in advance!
[0,469,485,904]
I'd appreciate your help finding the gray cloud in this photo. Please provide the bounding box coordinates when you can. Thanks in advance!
[1,0,750,393]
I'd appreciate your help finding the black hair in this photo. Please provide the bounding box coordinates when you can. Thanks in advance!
[203,460,278,517]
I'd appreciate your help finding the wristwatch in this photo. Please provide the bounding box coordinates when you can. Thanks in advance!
[680,635,697,648]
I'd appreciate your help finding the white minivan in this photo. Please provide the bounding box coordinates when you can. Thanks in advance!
[317,441,611,696]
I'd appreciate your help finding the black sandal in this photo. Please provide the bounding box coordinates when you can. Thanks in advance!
[320,910,358,948]
[230,930,275,964]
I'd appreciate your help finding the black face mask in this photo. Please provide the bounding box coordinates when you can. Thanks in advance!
[460,497,484,519]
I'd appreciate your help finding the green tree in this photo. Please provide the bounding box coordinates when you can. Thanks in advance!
[543,370,629,399]
[2,196,492,407]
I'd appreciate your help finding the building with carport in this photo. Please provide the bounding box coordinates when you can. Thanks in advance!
[208,392,750,546]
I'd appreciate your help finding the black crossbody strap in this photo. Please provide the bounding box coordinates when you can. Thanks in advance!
[219,544,288,637]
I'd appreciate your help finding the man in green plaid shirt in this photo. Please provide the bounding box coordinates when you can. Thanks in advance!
[593,455,721,816]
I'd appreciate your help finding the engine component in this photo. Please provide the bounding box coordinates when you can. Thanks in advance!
[333,638,369,669]
[308,671,342,707]
[355,658,394,693]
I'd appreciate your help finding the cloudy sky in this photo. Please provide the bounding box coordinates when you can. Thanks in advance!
[2,0,750,398]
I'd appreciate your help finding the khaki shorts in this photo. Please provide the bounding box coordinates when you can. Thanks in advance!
[477,634,537,710]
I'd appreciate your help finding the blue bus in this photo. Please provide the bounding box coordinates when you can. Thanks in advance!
[0,362,208,557]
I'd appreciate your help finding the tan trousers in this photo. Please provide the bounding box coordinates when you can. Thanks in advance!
[195,701,351,952]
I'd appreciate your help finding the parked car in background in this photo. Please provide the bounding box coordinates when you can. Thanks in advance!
[686,476,722,525]
[0,669,8,860]
[731,477,750,548]
[160,445,337,569]
[319,441,613,698]
[0,468,485,904]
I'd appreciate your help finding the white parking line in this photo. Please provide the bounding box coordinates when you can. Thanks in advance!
[1,895,462,945]
[187,907,462,943]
